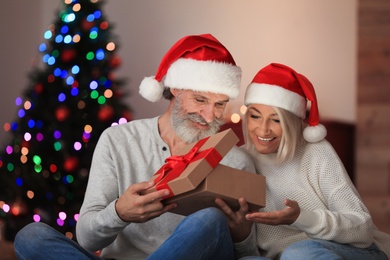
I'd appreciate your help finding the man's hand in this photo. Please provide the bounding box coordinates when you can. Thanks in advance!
[215,197,253,243]
[246,199,300,225]
[115,181,176,223]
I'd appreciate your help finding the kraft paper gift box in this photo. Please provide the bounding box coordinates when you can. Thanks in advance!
[143,128,266,216]
[164,164,266,216]
[143,129,239,198]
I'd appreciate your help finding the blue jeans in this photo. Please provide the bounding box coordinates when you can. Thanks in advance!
[14,207,234,260]
[280,239,387,260]
[240,239,388,260]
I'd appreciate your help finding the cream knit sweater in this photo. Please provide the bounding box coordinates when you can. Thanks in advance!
[236,140,390,259]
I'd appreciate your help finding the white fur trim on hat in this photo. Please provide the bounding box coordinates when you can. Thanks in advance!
[303,124,327,143]
[139,76,165,102]
[163,58,241,99]
[244,83,307,118]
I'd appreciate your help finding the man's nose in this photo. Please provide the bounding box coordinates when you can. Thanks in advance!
[199,105,215,123]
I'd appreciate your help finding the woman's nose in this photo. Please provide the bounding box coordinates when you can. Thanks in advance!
[258,121,270,134]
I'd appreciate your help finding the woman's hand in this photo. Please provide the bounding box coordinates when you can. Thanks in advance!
[246,199,300,225]
[215,197,253,242]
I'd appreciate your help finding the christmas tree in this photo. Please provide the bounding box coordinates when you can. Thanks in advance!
[0,0,132,241]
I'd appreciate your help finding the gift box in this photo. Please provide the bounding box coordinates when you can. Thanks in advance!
[164,164,266,216]
[143,129,239,198]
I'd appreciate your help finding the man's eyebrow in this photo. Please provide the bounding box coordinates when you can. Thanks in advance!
[217,98,230,103]
[192,94,229,103]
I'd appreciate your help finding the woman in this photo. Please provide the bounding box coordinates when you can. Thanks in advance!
[217,63,390,260]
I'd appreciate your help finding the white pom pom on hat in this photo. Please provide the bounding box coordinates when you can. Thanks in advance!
[139,34,242,102]
[303,124,327,143]
[139,76,164,103]
[244,63,327,143]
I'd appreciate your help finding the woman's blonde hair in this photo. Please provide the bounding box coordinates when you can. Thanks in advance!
[243,105,306,163]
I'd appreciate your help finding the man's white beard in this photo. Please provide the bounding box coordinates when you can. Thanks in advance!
[171,97,223,143]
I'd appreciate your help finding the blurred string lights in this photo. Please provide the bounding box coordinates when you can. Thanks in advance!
[0,0,131,240]
[229,105,248,123]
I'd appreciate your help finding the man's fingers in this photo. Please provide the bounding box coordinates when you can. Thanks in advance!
[215,198,234,215]
[129,181,155,194]
[129,181,170,203]
[238,198,249,213]
[145,189,170,202]
[215,198,228,209]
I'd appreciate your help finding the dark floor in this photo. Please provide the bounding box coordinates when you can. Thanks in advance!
[0,241,16,260]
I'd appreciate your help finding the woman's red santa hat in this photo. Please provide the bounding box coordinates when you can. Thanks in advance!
[245,63,327,143]
[139,34,242,102]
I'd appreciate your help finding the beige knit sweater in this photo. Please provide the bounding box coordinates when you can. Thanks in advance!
[236,140,390,259]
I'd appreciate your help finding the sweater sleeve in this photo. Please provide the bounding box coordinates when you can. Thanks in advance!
[233,224,260,259]
[223,146,256,173]
[76,129,129,252]
[291,141,374,248]
[232,147,260,258]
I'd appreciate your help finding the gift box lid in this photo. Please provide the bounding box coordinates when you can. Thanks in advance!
[144,128,239,198]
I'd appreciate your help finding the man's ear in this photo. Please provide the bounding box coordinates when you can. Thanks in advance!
[170,88,179,97]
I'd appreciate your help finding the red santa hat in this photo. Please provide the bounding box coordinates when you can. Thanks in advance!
[244,63,327,143]
[139,34,242,102]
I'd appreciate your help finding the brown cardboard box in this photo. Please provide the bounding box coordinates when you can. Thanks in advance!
[164,164,266,216]
[143,129,239,198]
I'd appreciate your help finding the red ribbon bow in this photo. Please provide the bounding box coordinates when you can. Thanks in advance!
[153,137,222,198]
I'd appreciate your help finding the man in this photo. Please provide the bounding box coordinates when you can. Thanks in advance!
[14,34,255,259]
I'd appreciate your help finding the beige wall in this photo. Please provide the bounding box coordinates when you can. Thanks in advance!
[0,0,357,144]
